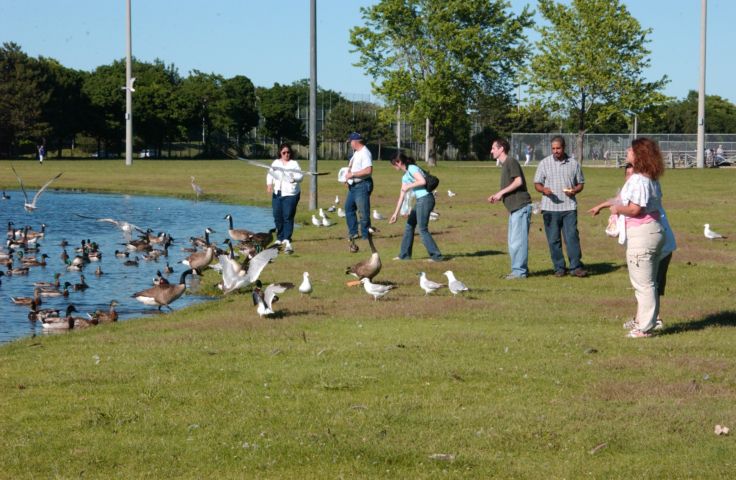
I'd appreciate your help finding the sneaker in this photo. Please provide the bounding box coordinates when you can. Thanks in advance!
[627,329,652,338]
[393,256,408,261]
[572,268,588,278]
[654,319,664,330]
[504,273,527,280]
[623,318,637,330]
[554,270,566,278]
[283,241,293,254]
[274,240,282,246]
[426,257,444,263]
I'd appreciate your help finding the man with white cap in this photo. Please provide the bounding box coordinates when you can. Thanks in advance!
[344,132,373,243]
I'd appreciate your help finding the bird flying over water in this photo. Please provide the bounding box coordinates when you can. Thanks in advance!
[11,166,63,212]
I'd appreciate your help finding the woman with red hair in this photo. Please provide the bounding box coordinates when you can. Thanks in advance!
[611,137,666,338]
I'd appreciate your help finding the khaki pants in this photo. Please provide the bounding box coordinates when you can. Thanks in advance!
[626,221,664,332]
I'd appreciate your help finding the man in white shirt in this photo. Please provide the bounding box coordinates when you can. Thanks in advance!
[344,132,374,241]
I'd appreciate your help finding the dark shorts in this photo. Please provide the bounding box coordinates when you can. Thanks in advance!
[657,253,673,296]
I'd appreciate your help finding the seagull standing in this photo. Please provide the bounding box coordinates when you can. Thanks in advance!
[429,211,440,222]
[311,214,322,227]
[298,272,313,296]
[704,223,727,239]
[447,190,456,197]
[337,207,346,218]
[191,176,203,201]
[335,195,340,204]
[418,272,445,295]
[443,271,469,296]
[11,166,63,212]
[372,209,385,221]
[319,209,332,227]
[360,277,394,301]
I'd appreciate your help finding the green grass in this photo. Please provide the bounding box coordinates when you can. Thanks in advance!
[1,159,736,478]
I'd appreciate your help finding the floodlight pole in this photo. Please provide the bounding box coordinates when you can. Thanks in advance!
[125,0,133,166]
[696,0,707,169]
[308,0,318,210]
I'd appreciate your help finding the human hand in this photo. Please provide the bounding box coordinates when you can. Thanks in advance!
[543,187,553,196]
[563,188,575,197]
[588,206,600,216]
[389,214,398,224]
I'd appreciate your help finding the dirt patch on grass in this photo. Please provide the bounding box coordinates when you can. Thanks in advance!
[593,378,732,402]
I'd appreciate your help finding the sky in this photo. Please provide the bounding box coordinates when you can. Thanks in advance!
[1,0,734,103]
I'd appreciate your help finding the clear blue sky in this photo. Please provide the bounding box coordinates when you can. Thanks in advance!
[1,0,733,103]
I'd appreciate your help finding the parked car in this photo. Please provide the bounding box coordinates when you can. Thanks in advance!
[139,149,155,158]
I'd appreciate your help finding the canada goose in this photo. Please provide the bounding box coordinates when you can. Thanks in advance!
[191,176,204,200]
[35,272,61,289]
[298,272,312,296]
[39,282,71,298]
[224,214,253,242]
[88,300,119,323]
[163,262,174,274]
[252,280,294,317]
[190,227,215,248]
[124,238,152,252]
[346,233,381,284]
[443,271,469,296]
[114,250,127,258]
[360,278,394,301]
[182,245,214,274]
[11,288,42,306]
[418,272,445,295]
[25,223,47,240]
[217,247,278,294]
[132,269,193,310]
[153,270,170,285]
[1,191,9,200]
[248,228,276,249]
[11,166,63,212]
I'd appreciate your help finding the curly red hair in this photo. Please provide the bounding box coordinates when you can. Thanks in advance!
[631,138,665,180]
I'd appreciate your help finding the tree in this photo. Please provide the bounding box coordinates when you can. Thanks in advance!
[178,71,226,156]
[222,75,259,153]
[0,42,49,156]
[527,0,668,163]
[82,60,126,154]
[256,83,306,144]
[132,59,182,155]
[350,0,533,165]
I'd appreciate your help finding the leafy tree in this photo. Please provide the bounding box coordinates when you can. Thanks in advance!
[643,91,736,134]
[132,60,182,155]
[350,0,533,165]
[0,42,49,156]
[178,71,226,156]
[222,75,259,152]
[527,0,668,162]
[82,60,126,154]
[256,83,306,144]
[37,58,89,158]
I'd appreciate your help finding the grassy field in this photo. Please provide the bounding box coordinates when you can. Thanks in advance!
[1,159,735,478]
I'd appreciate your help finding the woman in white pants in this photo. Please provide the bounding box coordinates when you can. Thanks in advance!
[610,138,666,338]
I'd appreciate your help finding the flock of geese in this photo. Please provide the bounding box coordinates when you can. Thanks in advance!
[3,170,472,336]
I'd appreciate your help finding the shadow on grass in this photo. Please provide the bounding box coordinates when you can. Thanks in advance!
[658,310,736,335]
[529,262,624,278]
[450,249,504,258]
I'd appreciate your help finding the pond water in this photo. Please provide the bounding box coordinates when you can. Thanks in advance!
[1,190,272,344]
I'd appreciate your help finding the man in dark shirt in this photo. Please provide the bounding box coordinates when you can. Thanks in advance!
[488,138,533,279]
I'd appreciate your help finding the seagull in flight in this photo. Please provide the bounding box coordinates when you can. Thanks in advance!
[243,158,329,177]
[74,214,144,241]
[11,166,63,212]
[704,223,727,239]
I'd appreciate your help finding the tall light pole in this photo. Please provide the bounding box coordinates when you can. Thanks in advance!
[696,0,707,168]
[308,0,318,210]
[125,0,133,166]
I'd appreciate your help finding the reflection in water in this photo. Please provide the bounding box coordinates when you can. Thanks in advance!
[1,190,272,344]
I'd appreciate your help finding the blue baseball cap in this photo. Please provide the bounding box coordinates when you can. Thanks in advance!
[347,132,363,141]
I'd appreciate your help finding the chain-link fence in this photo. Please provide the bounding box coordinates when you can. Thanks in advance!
[511,133,736,167]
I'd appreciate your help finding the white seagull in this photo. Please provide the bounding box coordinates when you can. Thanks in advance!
[311,214,322,227]
[704,223,726,239]
[335,195,340,204]
[298,272,313,296]
[75,214,144,241]
[11,166,63,212]
[360,278,394,301]
[443,271,469,296]
[372,209,385,220]
[418,272,445,295]
[218,247,279,294]
[252,280,294,317]
[429,210,440,222]
[337,207,346,218]
[447,190,456,197]
[120,77,136,92]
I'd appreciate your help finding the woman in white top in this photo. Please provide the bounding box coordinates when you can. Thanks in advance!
[610,138,666,338]
[266,143,304,245]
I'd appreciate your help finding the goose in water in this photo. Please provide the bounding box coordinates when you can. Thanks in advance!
[418,272,445,295]
[218,247,278,294]
[11,166,63,212]
[443,271,469,296]
[252,280,294,317]
[346,233,381,285]
[132,269,193,311]
[360,278,394,301]
[224,214,253,242]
